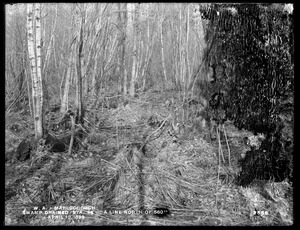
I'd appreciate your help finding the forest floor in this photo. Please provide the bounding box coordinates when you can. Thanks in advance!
[5,90,293,226]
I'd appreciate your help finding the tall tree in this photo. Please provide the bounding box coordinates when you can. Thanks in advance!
[140,4,157,91]
[60,5,76,114]
[60,41,76,114]
[159,5,167,88]
[129,3,137,97]
[27,3,44,140]
[122,3,128,95]
[75,4,85,124]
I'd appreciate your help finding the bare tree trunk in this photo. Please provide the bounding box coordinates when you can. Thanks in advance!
[91,41,99,98]
[171,16,180,88]
[59,31,66,69]
[160,15,167,87]
[90,4,106,98]
[137,38,143,83]
[83,51,91,97]
[99,19,109,94]
[25,68,33,117]
[121,3,127,96]
[190,28,197,94]
[35,3,44,136]
[140,5,150,92]
[123,69,127,95]
[68,115,75,155]
[117,3,123,93]
[43,3,58,74]
[75,6,84,124]
[185,4,190,92]
[103,34,118,73]
[129,3,137,97]
[83,19,94,97]
[53,37,57,68]
[178,5,183,90]
[61,6,76,114]
[60,43,75,113]
[27,3,44,140]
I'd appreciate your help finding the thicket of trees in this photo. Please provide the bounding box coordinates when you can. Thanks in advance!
[5,3,293,184]
[6,3,211,106]
[6,3,215,139]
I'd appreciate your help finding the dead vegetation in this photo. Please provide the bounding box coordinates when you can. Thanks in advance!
[5,91,293,226]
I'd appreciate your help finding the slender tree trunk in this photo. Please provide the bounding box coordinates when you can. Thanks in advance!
[75,8,84,124]
[117,3,123,93]
[178,5,183,90]
[27,4,36,113]
[140,4,154,92]
[61,6,76,113]
[160,16,167,87]
[190,28,197,93]
[83,20,94,97]
[122,3,128,95]
[90,4,106,98]
[35,4,44,136]
[27,3,44,140]
[103,34,118,72]
[43,3,58,74]
[53,37,57,68]
[141,5,151,92]
[42,4,57,114]
[124,68,127,95]
[58,31,65,71]
[129,3,137,97]
[25,68,33,117]
[99,19,109,93]
[172,16,179,88]
[185,4,190,92]
[91,42,99,98]
[141,4,150,81]
[60,43,75,113]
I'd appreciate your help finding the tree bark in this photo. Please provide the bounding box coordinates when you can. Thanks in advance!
[122,3,128,95]
[60,42,75,114]
[35,3,44,137]
[185,4,191,92]
[129,3,137,97]
[43,3,58,75]
[61,6,76,114]
[27,3,44,140]
[75,6,84,124]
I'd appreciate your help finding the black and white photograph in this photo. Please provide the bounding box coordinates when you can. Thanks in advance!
[5,3,293,226]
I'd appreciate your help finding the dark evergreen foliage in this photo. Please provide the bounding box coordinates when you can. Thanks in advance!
[200,4,293,185]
